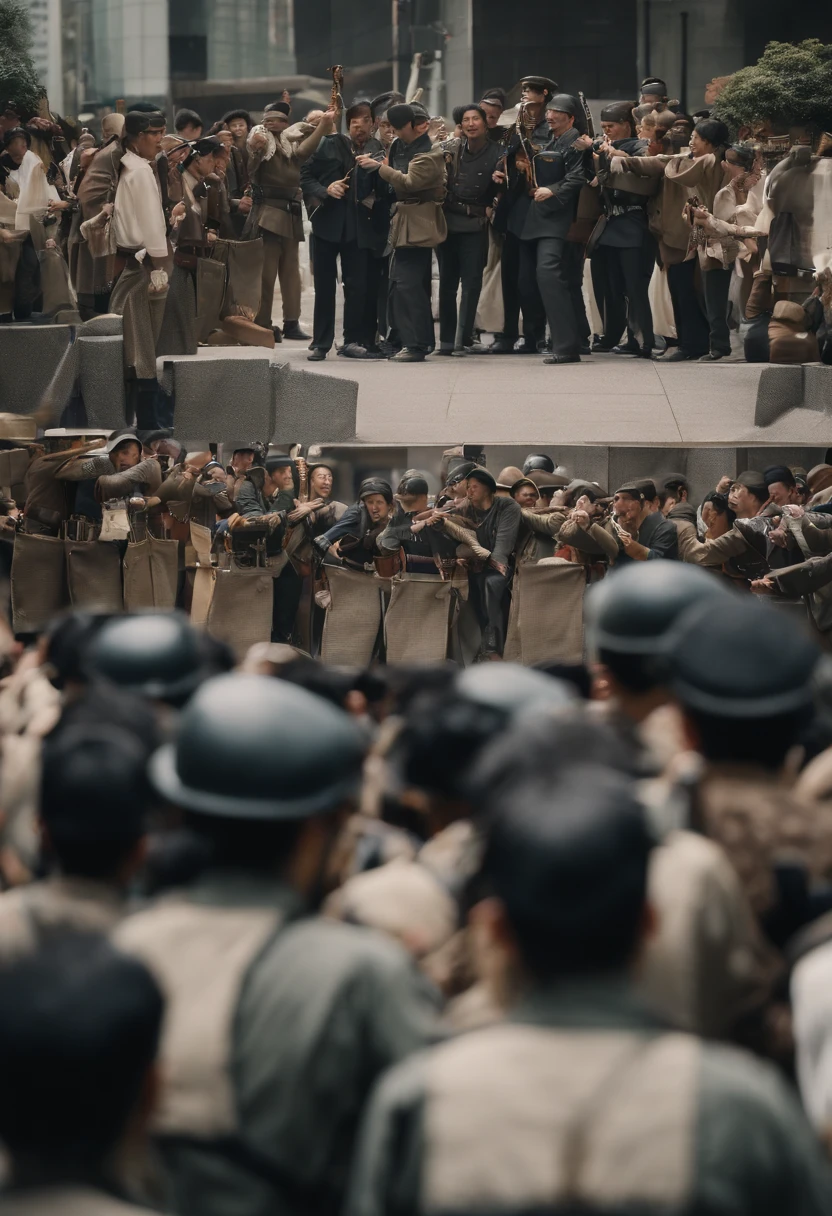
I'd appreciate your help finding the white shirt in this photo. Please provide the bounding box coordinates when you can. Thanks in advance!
[9,149,59,230]
[112,150,168,259]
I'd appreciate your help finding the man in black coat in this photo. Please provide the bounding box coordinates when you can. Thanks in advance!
[517,94,590,364]
[301,102,388,360]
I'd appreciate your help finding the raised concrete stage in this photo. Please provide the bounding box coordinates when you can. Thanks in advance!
[2,320,831,446]
[277,345,832,446]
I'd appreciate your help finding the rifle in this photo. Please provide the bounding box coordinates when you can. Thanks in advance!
[578,91,595,138]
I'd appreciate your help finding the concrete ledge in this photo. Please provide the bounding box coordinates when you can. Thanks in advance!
[0,324,71,414]
[754,365,804,427]
[803,364,832,413]
[78,334,126,428]
[271,362,358,444]
[159,353,273,442]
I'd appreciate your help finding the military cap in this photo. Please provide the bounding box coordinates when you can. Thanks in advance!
[510,477,538,497]
[640,77,668,97]
[661,471,689,491]
[191,136,223,157]
[600,101,637,125]
[496,465,525,490]
[387,103,417,128]
[480,88,507,108]
[634,478,658,500]
[528,469,569,491]
[370,90,404,120]
[150,673,366,819]
[763,464,796,489]
[614,480,647,500]
[264,101,291,116]
[446,460,477,486]
[103,429,141,454]
[546,94,579,117]
[264,453,293,473]
[359,477,393,503]
[668,597,819,717]
[586,561,731,658]
[410,101,431,122]
[734,469,768,500]
[397,472,429,497]
[86,612,208,705]
[522,76,558,97]
[456,662,574,716]
[564,477,605,501]
[466,466,497,492]
[523,453,555,474]
[124,110,165,136]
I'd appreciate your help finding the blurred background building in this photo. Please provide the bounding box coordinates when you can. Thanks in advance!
[23,0,832,128]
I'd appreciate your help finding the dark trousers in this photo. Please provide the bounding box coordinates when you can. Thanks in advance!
[311,237,373,352]
[518,236,580,358]
[437,229,488,349]
[666,258,710,357]
[702,266,732,356]
[388,246,434,352]
[565,242,590,345]
[272,563,303,643]
[591,239,655,350]
[468,568,509,656]
[500,230,537,344]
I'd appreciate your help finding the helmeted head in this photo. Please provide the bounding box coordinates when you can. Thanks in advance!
[586,561,733,711]
[359,477,394,523]
[150,673,366,820]
[523,453,555,475]
[85,611,220,707]
[600,101,637,141]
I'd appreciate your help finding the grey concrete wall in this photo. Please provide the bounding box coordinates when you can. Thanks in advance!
[638,0,744,113]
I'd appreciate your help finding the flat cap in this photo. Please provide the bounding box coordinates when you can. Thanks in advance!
[387,103,417,128]
[668,597,819,717]
[600,101,637,125]
[546,94,579,116]
[522,76,558,95]
[124,110,165,136]
[763,465,796,488]
[265,101,291,116]
[466,466,497,492]
[734,469,768,499]
[359,477,393,503]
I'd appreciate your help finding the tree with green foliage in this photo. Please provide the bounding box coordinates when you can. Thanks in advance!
[712,40,832,137]
[0,0,44,119]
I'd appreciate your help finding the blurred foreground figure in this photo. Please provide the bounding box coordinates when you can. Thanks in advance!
[0,934,164,1215]
[346,766,832,1216]
[115,673,440,1216]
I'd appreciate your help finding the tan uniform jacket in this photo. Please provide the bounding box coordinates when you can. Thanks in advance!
[114,870,441,1216]
[345,979,832,1216]
[248,122,330,241]
[612,152,723,266]
[378,146,447,249]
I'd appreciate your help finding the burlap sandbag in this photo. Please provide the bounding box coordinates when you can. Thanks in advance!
[504,559,585,665]
[385,574,457,663]
[123,537,179,611]
[11,532,69,633]
[196,256,227,344]
[321,567,384,665]
[218,237,263,321]
[191,567,215,626]
[64,540,123,612]
[206,570,273,658]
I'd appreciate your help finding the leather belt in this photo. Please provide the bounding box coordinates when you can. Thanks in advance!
[445,198,488,217]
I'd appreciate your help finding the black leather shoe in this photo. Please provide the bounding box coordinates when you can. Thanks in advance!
[514,339,539,354]
[341,342,384,360]
[307,348,327,361]
[611,343,641,355]
[272,326,283,343]
[543,354,581,365]
[488,339,516,354]
[283,321,311,340]
[388,348,426,362]
[434,347,455,356]
[591,339,615,353]
[579,343,592,356]
[698,351,726,362]
[655,348,695,362]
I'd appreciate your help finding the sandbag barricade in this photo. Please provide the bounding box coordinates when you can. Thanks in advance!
[321,566,387,665]
[64,539,124,612]
[11,532,68,633]
[504,559,585,665]
[123,537,179,611]
[189,520,274,658]
[385,572,466,664]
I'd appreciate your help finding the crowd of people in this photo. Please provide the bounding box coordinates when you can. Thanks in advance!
[1,560,832,1212]
[1,72,831,422]
[7,430,832,663]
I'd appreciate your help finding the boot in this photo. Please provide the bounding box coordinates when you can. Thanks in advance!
[283,320,311,340]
